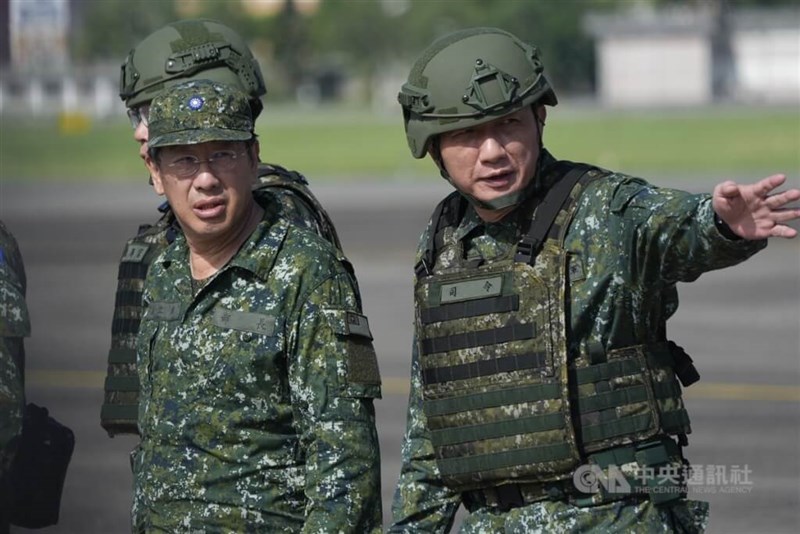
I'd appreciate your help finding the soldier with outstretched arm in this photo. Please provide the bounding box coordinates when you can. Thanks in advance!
[389,26,799,533]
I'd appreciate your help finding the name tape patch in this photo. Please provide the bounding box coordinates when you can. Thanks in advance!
[211,307,275,336]
[346,312,372,339]
[148,301,182,321]
[440,275,503,304]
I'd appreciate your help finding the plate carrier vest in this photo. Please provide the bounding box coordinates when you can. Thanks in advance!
[414,162,698,492]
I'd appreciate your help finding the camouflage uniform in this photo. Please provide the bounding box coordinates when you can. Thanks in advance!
[0,221,27,472]
[101,165,346,436]
[0,221,28,529]
[103,18,344,437]
[390,152,766,533]
[132,197,383,532]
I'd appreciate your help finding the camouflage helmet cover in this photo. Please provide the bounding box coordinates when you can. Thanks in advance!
[147,80,254,149]
[119,19,266,112]
[398,27,557,159]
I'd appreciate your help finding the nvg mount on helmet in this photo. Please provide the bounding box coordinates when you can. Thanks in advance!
[119,19,266,115]
[398,27,557,160]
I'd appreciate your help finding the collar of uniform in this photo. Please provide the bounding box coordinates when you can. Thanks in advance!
[451,148,560,244]
[536,149,563,191]
[452,204,520,245]
[452,205,484,242]
[154,200,289,282]
[226,210,289,281]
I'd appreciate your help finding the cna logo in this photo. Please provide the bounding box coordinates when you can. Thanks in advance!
[572,464,632,494]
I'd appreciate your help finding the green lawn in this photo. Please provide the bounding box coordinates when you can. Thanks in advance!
[1,105,797,182]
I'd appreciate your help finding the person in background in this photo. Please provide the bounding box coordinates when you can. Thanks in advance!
[0,221,28,533]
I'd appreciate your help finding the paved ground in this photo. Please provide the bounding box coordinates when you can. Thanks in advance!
[2,177,798,533]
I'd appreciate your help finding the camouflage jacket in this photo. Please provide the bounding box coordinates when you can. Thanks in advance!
[0,220,28,477]
[132,200,382,533]
[102,163,345,436]
[390,154,765,532]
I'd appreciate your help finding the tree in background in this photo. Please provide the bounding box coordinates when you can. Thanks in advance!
[70,0,797,103]
[72,0,178,62]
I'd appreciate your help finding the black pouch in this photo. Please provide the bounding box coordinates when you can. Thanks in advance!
[8,403,75,528]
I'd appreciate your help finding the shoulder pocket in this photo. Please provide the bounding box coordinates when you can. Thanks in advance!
[610,178,650,215]
[323,308,381,399]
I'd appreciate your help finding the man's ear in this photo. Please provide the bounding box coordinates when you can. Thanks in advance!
[144,154,166,196]
[535,105,547,126]
[251,139,261,169]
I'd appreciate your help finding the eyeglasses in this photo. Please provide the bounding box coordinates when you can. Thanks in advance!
[165,150,248,178]
[127,104,150,129]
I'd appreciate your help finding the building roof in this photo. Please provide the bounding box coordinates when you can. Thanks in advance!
[584,6,800,39]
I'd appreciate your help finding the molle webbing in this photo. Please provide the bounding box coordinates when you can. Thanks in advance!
[573,343,692,449]
[432,413,565,447]
[102,347,140,423]
[437,442,574,478]
[420,323,535,354]
[420,295,519,324]
[101,217,175,437]
[415,164,600,490]
[423,351,548,385]
[415,160,694,493]
[425,383,561,417]
[426,377,573,481]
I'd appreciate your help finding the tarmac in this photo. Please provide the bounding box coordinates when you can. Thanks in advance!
[2,176,799,533]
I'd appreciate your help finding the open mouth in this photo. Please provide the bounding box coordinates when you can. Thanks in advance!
[480,171,515,189]
[193,198,226,219]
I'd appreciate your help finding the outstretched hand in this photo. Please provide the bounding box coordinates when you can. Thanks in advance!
[712,174,800,239]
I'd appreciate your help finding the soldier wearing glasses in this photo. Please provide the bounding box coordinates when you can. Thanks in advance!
[102,19,345,438]
[132,80,382,532]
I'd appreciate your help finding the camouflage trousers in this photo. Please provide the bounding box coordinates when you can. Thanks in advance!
[459,498,709,533]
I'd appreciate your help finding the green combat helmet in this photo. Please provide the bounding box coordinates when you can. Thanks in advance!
[119,18,266,117]
[103,23,344,440]
[398,27,557,209]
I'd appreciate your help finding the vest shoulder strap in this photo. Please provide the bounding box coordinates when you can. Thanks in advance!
[415,191,466,279]
[515,162,602,265]
[255,163,343,251]
[135,206,179,245]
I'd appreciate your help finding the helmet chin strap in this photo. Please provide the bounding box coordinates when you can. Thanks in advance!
[435,111,546,214]
[454,175,537,211]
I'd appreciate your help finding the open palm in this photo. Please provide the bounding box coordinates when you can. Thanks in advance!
[712,174,800,239]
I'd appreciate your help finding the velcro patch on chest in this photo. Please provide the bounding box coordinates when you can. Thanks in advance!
[439,275,504,304]
[147,301,182,321]
[211,306,275,336]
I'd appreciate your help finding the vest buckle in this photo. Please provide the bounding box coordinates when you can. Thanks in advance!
[514,237,539,264]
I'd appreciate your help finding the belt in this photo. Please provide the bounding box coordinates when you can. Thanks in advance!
[462,436,686,512]
[463,479,587,513]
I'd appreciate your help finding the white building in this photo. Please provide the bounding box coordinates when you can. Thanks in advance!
[584,6,800,107]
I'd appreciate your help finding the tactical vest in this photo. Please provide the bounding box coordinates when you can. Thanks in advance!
[100,164,343,436]
[414,163,694,492]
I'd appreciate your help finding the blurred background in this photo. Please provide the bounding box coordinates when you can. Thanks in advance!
[1,0,799,180]
[1,0,799,532]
